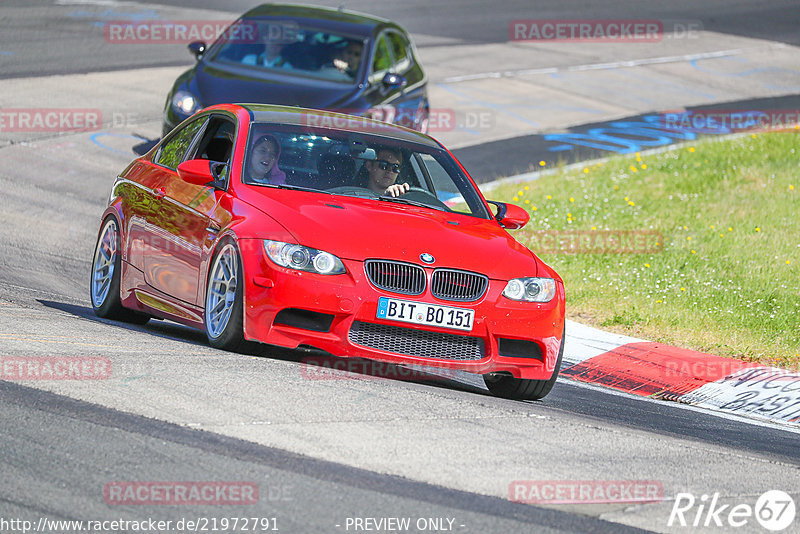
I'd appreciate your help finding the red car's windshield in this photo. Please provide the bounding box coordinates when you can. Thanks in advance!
[242,122,491,219]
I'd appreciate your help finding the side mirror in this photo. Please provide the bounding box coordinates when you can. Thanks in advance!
[381,72,407,91]
[178,159,218,187]
[487,201,529,230]
[188,41,206,60]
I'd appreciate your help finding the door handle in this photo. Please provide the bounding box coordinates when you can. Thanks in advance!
[154,186,166,198]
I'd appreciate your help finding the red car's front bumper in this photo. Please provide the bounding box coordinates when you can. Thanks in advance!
[239,239,565,380]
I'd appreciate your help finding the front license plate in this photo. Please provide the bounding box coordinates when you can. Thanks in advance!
[376,297,474,332]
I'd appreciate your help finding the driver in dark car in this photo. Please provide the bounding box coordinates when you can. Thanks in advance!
[364,147,409,197]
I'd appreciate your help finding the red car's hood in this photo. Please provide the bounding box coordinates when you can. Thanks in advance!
[240,189,540,279]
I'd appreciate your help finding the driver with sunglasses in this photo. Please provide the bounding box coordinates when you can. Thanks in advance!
[365,147,409,197]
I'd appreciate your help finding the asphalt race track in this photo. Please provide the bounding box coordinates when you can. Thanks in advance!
[1,1,800,533]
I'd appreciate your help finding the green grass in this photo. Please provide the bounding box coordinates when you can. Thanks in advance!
[486,131,800,368]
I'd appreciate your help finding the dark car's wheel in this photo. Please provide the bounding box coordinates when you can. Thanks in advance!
[90,217,150,324]
[483,328,565,401]
[204,238,248,352]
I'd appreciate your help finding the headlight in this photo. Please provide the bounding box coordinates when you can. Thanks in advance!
[263,240,346,275]
[502,277,556,302]
[171,90,200,115]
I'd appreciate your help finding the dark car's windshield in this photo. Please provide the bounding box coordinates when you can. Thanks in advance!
[242,121,491,219]
[208,18,365,83]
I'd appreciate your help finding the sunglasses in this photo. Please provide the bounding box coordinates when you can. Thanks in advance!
[376,160,401,173]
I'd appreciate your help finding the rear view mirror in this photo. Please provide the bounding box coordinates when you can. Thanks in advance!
[382,72,407,90]
[487,201,529,230]
[188,41,206,60]
[178,159,217,186]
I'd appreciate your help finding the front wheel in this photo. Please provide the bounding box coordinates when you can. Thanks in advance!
[90,218,150,324]
[204,238,248,352]
[483,328,564,401]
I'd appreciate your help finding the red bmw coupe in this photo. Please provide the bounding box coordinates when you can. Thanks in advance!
[90,104,565,400]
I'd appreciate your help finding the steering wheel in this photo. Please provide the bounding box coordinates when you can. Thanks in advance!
[400,187,451,210]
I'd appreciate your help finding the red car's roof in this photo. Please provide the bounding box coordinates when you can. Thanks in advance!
[223,103,442,149]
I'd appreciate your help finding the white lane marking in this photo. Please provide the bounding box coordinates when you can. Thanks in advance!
[560,377,800,434]
[442,45,788,83]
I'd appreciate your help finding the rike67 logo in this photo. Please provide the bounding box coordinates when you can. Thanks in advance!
[669,490,796,531]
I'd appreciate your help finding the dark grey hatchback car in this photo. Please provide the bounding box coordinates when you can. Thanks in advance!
[163,3,429,135]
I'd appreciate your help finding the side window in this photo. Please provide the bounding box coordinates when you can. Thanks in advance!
[387,32,411,72]
[155,118,206,170]
[371,35,391,75]
[191,116,235,165]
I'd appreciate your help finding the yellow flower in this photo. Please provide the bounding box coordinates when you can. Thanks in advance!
[613,184,619,190]
[709,225,714,229]
[656,299,662,303]
[583,168,589,174]
[686,236,691,241]
[787,260,792,265]
[683,225,687,230]
[625,196,629,201]
[691,250,696,254]
[532,206,537,211]
[755,227,761,232]
[751,134,757,138]
[524,186,529,190]
[591,226,596,230]
[567,213,572,218]
[546,195,552,200]
[688,147,695,153]
[644,263,650,268]
[517,190,523,196]
[628,201,635,206]
[641,164,647,169]
[524,199,530,204]
[720,233,724,237]
[513,196,519,201]
[728,227,733,232]
[569,197,575,203]
[790,185,795,191]
[539,160,546,167]
[630,165,638,173]
[681,287,686,291]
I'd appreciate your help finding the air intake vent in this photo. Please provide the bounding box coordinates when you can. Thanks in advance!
[365,260,426,295]
[431,269,488,301]
[349,321,485,361]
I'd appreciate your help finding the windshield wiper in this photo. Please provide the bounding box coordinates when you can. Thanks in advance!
[266,184,332,194]
[377,195,447,212]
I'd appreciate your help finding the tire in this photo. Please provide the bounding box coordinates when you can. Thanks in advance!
[90,217,150,325]
[484,327,565,401]
[204,238,248,352]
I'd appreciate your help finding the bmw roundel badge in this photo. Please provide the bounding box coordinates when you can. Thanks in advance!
[420,253,435,264]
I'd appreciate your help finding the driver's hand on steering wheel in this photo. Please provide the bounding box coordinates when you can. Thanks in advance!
[384,182,410,197]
